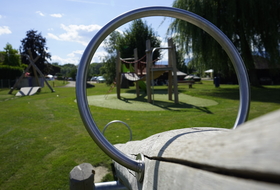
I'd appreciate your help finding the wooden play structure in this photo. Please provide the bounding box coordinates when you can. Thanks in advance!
[116,38,178,104]
[8,49,54,95]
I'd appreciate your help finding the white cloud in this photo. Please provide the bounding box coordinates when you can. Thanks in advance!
[67,50,83,57]
[66,0,109,5]
[47,24,102,46]
[51,55,80,65]
[0,15,2,19]
[50,13,63,18]
[91,50,108,62]
[36,11,45,16]
[0,26,12,35]
[51,48,107,65]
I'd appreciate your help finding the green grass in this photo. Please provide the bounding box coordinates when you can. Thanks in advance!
[0,80,280,189]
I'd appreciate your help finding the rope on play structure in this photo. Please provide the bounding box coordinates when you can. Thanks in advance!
[120,55,146,64]
[120,55,159,64]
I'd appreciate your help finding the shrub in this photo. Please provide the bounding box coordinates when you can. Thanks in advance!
[0,65,23,80]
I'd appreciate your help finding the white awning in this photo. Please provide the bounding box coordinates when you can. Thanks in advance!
[205,69,213,73]
[172,71,187,76]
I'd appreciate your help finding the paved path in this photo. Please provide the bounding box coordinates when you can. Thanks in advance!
[64,81,76,87]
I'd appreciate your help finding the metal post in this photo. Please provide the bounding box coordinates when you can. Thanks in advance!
[69,163,95,190]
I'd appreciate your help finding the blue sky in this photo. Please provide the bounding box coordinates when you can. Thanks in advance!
[0,0,176,65]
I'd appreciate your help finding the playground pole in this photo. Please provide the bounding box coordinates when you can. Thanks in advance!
[116,51,121,99]
[168,40,173,101]
[169,38,179,104]
[146,40,152,103]
[134,48,140,97]
[28,49,40,86]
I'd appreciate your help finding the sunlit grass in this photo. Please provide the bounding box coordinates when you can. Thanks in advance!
[0,80,279,189]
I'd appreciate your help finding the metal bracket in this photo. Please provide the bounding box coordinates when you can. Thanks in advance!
[135,153,145,182]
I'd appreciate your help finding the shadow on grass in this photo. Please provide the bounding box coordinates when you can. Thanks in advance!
[120,90,213,114]
[186,86,280,104]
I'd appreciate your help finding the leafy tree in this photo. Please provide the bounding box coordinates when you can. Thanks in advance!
[102,19,162,85]
[100,55,117,85]
[20,29,51,75]
[60,63,77,78]
[117,19,161,60]
[2,43,22,67]
[101,31,122,85]
[69,67,77,81]
[169,0,280,85]
[51,62,60,66]
[88,62,103,77]
[0,44,24,80]
[175,48,187,73]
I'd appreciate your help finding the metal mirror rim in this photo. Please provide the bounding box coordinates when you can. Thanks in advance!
[76,6,250,174]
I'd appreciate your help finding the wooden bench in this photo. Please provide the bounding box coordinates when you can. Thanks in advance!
[178,80,195,88]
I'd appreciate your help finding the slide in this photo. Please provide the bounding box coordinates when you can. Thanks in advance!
[122,64,146,91]
[122,64,131,73]
[138,81,146,91]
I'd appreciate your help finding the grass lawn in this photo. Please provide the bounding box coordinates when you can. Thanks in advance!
[0,80,279,189]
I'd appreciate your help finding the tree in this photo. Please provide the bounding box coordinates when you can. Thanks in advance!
[117,19,161,60]
[100,55,117,85]
[60,63,77,79]
[2,43,22,67]
[0,44,24,80]
[169,0,280,85]
[51,62,60,66]
[101,31,122,85]
[102,19,162,85]
[20,30,51,75]
[69,67,77,81]
[88,62,104,77]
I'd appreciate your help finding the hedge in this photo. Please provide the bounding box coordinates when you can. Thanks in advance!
[0,65,24,80]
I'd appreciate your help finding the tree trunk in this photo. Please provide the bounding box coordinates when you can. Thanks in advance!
[235,0,260,86]
[247,68,259,86]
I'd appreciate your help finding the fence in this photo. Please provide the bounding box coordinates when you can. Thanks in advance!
[0,77,45,89]
[0,79,14,89]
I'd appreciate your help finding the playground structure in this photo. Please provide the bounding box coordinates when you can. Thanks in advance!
[8,49,54,95]
[68,6,280,190]
[116,38,178,104]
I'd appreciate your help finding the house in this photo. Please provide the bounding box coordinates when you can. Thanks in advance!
[253,55,280,84]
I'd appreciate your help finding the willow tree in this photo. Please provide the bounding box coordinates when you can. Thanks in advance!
[169,0,280,85]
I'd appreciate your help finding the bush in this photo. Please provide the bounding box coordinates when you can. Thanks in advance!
[0,65,23,80]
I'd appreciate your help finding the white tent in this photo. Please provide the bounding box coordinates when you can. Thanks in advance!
[204,69,213,79]
[205,69,214,73]
[172,71,187,76]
